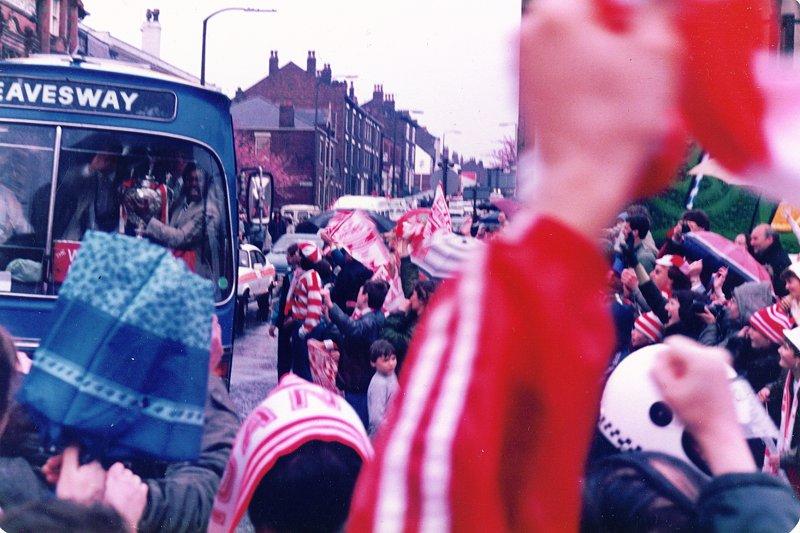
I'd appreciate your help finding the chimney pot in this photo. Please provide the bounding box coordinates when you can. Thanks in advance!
[141,7,162,58]
[269,50,279,76]
[307,50,317,75]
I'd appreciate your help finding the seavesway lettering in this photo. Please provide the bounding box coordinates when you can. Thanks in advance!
[0,81,139,112]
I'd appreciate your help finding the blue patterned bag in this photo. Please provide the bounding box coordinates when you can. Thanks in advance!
[17,231,214,463]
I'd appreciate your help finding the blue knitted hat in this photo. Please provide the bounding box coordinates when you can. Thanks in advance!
[17,231,214,463]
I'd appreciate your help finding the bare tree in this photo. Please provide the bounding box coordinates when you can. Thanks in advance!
[491,135,517,169]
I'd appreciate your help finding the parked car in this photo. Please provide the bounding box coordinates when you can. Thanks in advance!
[237,243,276,328]
[266,233,324,276]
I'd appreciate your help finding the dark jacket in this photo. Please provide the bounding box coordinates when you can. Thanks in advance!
[0,376,239,533]
[754,239,792,297]
[766,371,800,474]
[272,269,294,327]
[330,257,373,315]
[697,473,800,531]
[728,336,781,392]
[267,217,287,242]
[380,310,419,374]
[400,256,420,298]
[330,304,385,393]
[639,280,668,324]
[0,456,50,510]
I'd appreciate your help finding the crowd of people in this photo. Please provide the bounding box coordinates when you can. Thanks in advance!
[267,236,437,435]
[6,0,800,532]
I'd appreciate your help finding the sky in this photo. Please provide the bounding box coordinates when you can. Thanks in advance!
[79,0,521,164]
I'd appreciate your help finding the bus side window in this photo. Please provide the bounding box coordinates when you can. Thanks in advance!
[0,124,56,295]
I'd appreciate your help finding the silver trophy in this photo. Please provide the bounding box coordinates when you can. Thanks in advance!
[122,175,164,237]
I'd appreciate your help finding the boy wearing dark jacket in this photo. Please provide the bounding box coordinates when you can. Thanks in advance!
[323,279,389,429]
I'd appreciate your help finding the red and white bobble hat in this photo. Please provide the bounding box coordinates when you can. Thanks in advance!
[655,254,696,277]
[633,312,664,344]
[749,304,796,345]
[656,254,683,270]
[299,241,322,263]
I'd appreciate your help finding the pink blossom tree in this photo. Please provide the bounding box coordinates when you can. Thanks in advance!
[234,130,307,206]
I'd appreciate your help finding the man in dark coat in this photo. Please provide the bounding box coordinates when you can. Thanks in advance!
[268,243,300,379]
[267,212,287,243]
[323,279,389,429]
[750,223,791,297]
[328,247,373,316]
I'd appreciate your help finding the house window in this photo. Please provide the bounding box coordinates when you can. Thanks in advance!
[50,0,61,37]
[254,132,271,154]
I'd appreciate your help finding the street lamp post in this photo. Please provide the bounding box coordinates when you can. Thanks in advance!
[438,129,461,198]
[200,7,277,86]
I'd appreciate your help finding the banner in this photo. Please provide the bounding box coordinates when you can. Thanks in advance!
[411,184,454,264]
[322,210,405,311]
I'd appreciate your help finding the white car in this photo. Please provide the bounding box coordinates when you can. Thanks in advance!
[237,243,276,319]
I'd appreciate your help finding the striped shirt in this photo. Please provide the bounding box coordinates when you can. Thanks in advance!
[348,215,614,532]
[287,269,323,334]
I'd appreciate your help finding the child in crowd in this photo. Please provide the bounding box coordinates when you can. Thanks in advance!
[780,262,800,325]
[367,339,399,437]
[763,328,800,492]
[631,311,664,350]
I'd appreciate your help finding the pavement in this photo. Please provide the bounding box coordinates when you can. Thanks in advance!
[228,302,279,421]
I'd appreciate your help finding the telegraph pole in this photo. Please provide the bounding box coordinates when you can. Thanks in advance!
[438,149,451,197]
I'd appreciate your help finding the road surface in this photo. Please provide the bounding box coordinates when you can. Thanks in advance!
[229,302,278,421]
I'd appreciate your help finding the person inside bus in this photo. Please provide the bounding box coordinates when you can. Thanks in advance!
[31,138,124,243]
[60,149,122,241]
[0,170,33,245]
[128,162,219,278]
[152,144,192,216]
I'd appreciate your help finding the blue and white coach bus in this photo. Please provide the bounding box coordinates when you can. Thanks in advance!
[0,55,239,383]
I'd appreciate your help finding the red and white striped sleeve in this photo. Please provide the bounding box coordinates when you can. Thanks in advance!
[301,270,323,334]
[348,215,614,532]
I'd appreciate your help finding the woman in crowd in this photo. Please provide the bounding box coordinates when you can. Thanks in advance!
[380,279,436,374]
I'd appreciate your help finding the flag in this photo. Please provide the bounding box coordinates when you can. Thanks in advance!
[596,0,788,199]
[394,208,431,257]
[427,183,452,237]
[460,171,478,189]
[410,185,453,264]
[321,209,405,311]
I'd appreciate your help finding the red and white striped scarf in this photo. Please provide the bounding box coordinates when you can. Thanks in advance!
[765,372,800,476]
[209,375,373,533]
[348,214,614,531]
